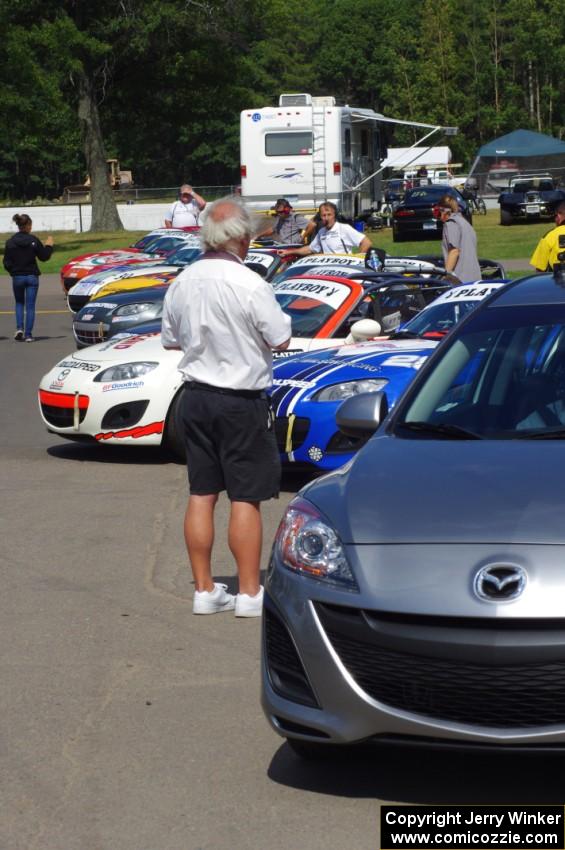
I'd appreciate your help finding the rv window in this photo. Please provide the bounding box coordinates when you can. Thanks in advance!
[265,132,313,157]
[361,130,369,157]
[344,129,351,159]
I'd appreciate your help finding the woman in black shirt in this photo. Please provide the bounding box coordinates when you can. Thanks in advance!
[3,213,54,341]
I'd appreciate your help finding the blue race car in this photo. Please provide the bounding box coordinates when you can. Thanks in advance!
[270,280,507,471]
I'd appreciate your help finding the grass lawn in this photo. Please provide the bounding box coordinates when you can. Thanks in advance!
[369,209,546,264]
[0,209,549,276]
[0,229,146,275]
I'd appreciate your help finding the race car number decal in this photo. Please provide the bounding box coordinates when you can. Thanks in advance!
[380,354,428,369]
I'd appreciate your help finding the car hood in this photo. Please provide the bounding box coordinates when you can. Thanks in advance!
[59,332,166,363]
[305,437,565,545]
[272,339,436,385]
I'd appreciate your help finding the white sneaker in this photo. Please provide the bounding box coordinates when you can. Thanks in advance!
[235,586,264,618]
[193,582,235,615]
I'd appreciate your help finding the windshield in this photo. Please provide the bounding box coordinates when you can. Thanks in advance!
[276,293,335,336]
[132,233,161,250]
[244,252,278,278]
[404,186,461,204]
[166,245,201,265]
[396,300,479,338]
[274,278,354,337]
[396,304,565,439]
[273,258,364,283]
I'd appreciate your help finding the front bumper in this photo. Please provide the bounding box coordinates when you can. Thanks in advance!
[262,556,565,747]
[274,412,363,471]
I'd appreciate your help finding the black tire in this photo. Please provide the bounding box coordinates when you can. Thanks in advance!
[477,198,487,215]
[164,390,186,461]
[500,208,513,226]
[392,229,407,243]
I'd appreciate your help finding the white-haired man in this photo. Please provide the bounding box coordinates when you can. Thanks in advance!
[161,197,291,617]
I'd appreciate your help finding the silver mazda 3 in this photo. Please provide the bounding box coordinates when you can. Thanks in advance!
[262,267,565,758]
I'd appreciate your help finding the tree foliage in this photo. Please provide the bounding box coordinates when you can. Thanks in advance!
[1,0,565,225]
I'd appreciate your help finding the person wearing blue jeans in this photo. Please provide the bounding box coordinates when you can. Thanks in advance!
[3,213,53,341]
[12,275,39,339]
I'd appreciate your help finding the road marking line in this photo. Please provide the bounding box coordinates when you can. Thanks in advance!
[0,310,69,315]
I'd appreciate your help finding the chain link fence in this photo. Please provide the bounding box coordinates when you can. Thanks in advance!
[62,185,239,204]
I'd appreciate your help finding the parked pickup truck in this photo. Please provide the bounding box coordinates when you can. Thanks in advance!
[498,173,565,225]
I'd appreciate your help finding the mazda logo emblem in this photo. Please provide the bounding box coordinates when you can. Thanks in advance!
[474,564,527,602]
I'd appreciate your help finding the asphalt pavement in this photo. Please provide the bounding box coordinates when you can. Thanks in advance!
[0,273,560,850]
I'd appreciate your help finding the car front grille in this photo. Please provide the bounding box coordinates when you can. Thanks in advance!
[67,294,90,313]
[63,276,78,291]
[74,324,107,347]
[39,390,89,427]
[274,416,310,453]
[264,602,319,708]
[315,603,565,728]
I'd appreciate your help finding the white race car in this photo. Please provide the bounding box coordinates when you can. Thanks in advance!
[38,332,187,456]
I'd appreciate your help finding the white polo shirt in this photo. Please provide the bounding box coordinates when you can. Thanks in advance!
[166,199,202,227]
[309,221,365,254]
[161,252,291,390]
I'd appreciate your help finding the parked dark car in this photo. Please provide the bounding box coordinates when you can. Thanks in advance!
[392,185,471,242]
[498,173,565,225]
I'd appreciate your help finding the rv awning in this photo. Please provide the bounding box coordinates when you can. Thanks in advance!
[381,146,452,170]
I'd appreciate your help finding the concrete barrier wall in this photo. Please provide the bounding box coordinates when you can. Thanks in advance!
[0,203,174,233]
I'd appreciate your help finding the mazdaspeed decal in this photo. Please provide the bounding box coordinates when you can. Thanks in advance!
[58,360,101,372]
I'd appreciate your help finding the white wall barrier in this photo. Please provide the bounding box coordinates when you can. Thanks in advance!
[0,203,174,233]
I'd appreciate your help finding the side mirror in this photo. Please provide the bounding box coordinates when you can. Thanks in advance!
[336,391,389,439]
[365,247,386,271]
[347,318,382,342]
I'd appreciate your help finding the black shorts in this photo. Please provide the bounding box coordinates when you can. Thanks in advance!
[181,383,281,501]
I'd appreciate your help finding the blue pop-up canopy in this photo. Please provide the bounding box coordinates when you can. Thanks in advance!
[469,129,565,193]
[477,129,565,158]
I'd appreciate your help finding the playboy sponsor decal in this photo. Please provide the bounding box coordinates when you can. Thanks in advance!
[274,278,349,308]
[245,253,275,269]
[442,285,498,300]
[292,255,364,268]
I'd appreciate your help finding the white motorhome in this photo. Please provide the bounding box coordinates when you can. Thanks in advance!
[240,93,457,219]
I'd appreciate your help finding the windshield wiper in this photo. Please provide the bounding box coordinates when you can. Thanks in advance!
[396,421,483,439]
[513,427,565,440]
[389,330,421,339]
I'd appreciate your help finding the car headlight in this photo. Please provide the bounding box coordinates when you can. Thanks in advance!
[312,378,388,402]
[93,362,159,382]
[274,496,357,589]
[113,302,160,318]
